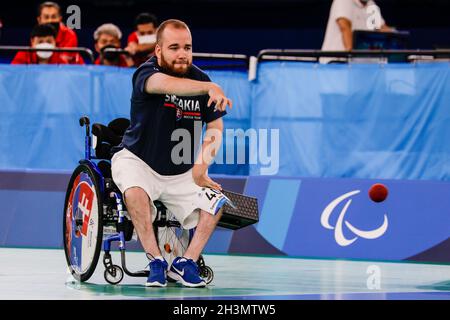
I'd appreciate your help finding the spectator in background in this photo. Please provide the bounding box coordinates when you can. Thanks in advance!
[94,23,133,67]
[321,0,392,53]
[11,24,68,64]
[37,1,83,63]
[125,13,158,67]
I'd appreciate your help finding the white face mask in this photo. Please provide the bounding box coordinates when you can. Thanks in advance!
[35,42,55,59]
[137,34,156,44]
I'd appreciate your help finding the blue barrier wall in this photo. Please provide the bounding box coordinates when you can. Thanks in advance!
[1,170,450,263]
[251,62,450,180]
[2,62,450,179]
[2,62,450,263]
[0,65,250,175]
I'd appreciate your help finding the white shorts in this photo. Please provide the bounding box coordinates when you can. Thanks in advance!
[111,148,203,229]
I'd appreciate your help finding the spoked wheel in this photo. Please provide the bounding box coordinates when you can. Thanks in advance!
[104,265,124,285]
[63,163,103,282]
[155,210,191,267]
[155,209,214,284]
[200,266,214,284]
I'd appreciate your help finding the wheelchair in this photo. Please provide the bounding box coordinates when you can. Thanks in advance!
[63,116,259,285]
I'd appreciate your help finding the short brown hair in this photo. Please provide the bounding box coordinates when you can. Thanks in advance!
[156,19,190,45]
[38,2,61,16]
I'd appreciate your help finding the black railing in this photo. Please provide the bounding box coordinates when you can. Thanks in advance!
[0,46,95,63]
[192,52,249,70]
[2,46,450,79]
[257,49,450,62]
[103,48,249,69]
[246,49,450,80]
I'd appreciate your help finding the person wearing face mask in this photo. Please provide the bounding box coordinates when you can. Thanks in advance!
[37,1,82,64]
[11,24,68,65]
[125,13,158,67]
[94,23,134,67]
[321,0,393,62]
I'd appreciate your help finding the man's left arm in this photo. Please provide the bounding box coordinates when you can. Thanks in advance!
[192,118,224,190]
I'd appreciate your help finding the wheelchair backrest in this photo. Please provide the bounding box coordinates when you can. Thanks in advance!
[92,118,130,160]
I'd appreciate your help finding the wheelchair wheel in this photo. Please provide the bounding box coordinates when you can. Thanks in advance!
[104,265,124,285]
[200,266,214,284]
[155,210,191,267]
[197,255,214,284]
[63,163,103,282]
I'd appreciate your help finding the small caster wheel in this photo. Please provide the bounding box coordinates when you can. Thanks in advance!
[200,265,214,284]
[104,265,124,285]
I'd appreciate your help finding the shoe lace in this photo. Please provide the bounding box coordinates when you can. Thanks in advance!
[146,253,166,273]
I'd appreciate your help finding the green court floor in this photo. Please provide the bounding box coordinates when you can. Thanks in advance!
[1,248,450,300]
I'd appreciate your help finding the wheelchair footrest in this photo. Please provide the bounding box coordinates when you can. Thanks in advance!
[126,270,149,277]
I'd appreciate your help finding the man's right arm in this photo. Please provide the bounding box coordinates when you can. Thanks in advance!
[337,17,353,51]
[145,72,210,96]
[145,73,232,111]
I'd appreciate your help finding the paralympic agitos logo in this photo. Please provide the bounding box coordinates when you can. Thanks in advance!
[320,190,388,246]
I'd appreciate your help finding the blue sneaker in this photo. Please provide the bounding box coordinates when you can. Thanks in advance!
[168,257,206,288]
[145,258,168,287]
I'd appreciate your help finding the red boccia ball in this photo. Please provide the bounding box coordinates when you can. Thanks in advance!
[369,183,389,203]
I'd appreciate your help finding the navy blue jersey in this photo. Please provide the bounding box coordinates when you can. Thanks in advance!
[117,56,226,175]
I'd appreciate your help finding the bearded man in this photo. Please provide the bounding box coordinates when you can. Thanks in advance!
[111,19,232,288]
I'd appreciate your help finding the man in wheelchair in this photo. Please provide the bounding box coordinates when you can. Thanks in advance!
[110,19,232,288]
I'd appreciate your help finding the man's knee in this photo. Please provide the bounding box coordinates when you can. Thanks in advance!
[124,187,152,212]
[124,186,148,199]
[199,208,222,224]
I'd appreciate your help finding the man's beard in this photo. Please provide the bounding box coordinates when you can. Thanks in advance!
[159,54,192,77]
